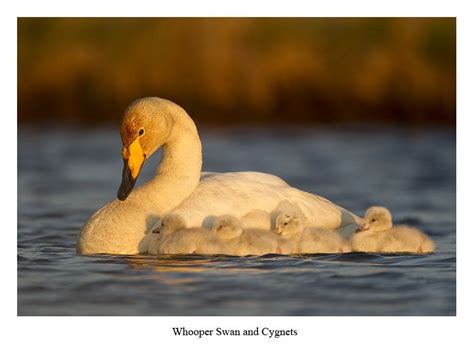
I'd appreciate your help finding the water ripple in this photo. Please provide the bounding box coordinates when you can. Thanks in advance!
[18,127,456,315]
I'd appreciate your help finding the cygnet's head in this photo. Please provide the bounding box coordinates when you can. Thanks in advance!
[152,214,186,236]
[356,206,393,233]
[275,212,303,236]
[212,215,243,240]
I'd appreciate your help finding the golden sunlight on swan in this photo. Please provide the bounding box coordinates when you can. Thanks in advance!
[77,97,360,255]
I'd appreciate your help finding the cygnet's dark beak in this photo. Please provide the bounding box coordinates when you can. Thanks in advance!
[355,222,369,233]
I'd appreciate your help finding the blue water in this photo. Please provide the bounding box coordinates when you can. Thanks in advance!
[17,125,455,315]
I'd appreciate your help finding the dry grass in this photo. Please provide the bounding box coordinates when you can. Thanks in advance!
[18,18,455,125]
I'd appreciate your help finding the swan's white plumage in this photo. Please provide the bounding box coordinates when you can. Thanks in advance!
[77,97,360,255]
[77,98,202,254]
[164,172,360,234]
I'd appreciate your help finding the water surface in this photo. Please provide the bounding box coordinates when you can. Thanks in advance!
[18,126,455,315]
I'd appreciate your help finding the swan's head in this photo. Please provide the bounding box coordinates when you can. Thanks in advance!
[212,215,243,240]
[117,97,177,200]
[356,206,393,233]
[152,213,186,236]
[275,212,303,236]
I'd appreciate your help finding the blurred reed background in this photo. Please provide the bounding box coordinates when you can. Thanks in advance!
[18,18,455,126]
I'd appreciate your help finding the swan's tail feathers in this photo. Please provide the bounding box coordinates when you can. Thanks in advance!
[339,208,362,226]
[295,190,361,230]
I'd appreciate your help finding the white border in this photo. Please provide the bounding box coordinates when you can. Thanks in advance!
[6,0,461,17]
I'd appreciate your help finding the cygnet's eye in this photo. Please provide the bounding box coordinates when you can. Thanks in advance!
[371,219,376,222]
[138,128,145,136]
[283,222,288,226]
[218,226,224,230]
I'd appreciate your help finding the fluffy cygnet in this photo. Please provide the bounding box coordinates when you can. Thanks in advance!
[212,215,280,256]
[274,212,351,254]
[148,214,185,254]
[271,200,307,229]
[149,214,221,255]
[275,212,304,236]
[212,215,243,241]
[273,212,303,254]
[351,206,436,253]
[301,229,352,254]
[241,209,272,230]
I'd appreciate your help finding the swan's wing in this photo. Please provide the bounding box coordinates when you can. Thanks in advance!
[171,172,360,230]
[201,171,289,186]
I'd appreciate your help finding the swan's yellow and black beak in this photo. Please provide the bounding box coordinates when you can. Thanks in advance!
[117,138,146,201]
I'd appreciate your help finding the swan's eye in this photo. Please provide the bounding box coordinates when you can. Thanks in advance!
[138,128,145,136]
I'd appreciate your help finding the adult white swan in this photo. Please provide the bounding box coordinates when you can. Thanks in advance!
[77,97,360,254]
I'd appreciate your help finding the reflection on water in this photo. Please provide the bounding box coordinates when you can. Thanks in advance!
[18,126,455,315]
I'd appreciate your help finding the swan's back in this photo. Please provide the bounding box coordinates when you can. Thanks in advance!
[169,172,359,234]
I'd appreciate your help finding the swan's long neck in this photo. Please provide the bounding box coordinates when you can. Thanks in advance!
[77,111,203,254]
[133,115,202,212]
